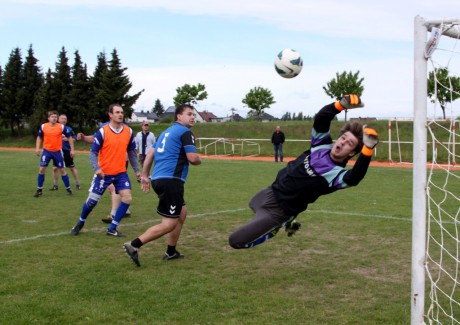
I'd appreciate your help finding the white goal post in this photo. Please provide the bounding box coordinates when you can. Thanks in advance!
[412,16,460,325]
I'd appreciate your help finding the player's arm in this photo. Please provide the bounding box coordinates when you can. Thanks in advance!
[314,95,364,134]
[77,133,95,144]
[186,152,201,165]
[35,136,42,156]
[342,126,379,186]
[140,147,154,193]
[182,131,201,165]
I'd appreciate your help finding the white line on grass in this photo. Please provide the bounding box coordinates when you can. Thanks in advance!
[0,208,425,245]
[0,208,248,245]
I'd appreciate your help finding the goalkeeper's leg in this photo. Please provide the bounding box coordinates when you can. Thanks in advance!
[228,187,290,249]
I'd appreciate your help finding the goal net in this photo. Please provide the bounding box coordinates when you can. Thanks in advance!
[412,16,460,325]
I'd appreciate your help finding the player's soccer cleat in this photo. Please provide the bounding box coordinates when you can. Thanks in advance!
[107,228,125,237]
[123,242,140,267]
[49,185,58,191]
[285,220,301,237]
[125,209,132,217]
[101,215,114,224]
[163,251,185,260]
[70,224,83,236]
[33,189,43,198]
[66,188,73,195]
[76,184,81,190]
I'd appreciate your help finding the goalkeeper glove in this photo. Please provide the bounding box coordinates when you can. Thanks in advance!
[334,94,364,111]
[362,125,379,156]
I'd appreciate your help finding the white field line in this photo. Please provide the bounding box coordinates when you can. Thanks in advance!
[0,208,417,245]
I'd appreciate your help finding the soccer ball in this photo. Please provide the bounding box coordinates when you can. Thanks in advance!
[274,48,303,78]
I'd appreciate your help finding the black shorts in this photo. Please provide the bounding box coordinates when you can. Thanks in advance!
[152,178,185,218]
[63,150,75,168]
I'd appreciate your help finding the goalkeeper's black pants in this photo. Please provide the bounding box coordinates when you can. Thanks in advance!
[228,186,294,249]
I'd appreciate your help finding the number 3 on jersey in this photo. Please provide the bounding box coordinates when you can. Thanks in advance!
[157,132,169,153]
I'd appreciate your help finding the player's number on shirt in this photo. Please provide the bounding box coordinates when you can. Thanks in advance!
[157,132,170,153]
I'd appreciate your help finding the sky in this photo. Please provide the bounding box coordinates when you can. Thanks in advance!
[1,0,459,119]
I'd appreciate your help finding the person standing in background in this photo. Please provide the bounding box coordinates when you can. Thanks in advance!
[271,125,285,162]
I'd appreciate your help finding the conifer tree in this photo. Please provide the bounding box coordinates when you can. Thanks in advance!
[69,50,92,130]
[22,45,43,121]
[3,47,25,134]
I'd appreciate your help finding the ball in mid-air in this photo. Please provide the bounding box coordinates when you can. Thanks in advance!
[274,48,303,78]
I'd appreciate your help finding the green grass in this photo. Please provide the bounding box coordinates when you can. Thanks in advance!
[0,150,458,324]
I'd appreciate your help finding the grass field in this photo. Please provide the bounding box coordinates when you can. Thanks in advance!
[0,150,417,324]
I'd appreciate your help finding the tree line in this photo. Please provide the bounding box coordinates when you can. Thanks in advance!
[0,45,143,135]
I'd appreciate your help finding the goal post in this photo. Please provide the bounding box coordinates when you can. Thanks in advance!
[412,15,460,325]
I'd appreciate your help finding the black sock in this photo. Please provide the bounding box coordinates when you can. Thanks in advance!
[166,245,176,255]
[131,238,143,249]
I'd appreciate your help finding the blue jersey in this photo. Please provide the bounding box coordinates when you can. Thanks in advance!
[61,125,76,151]
[151,122,197,182]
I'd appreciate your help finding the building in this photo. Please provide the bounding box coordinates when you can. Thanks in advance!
[128,111,160,124]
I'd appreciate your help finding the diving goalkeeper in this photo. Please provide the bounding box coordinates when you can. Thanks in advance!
[229,95,379,249]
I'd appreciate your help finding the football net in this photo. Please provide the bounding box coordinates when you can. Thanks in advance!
[411,16,460,325]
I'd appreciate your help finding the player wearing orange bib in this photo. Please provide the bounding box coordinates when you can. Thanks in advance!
[34,110,74,198]
[70,104,140,237]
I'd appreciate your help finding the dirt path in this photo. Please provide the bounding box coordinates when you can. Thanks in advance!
[3,146,459,169]
[0,146,408,168]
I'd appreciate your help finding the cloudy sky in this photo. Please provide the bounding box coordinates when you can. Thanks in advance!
[1,0,459,119]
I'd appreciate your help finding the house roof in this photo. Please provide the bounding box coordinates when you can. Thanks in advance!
[198,111,218,122]
[133,112,159,120]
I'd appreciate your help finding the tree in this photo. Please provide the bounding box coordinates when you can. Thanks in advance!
[22,45,43,124]
[152,98,164,116]
[242,86,276,121]
[2,47,25,135]
[322,71,364,121]
[96,49,143,122]
[89,51,109,124]
[51,47,72,114]
[68,50,92,130]
[0,65,4,129]
[32,69,56,134]
[427,67,460,119]
[173,83,208,107]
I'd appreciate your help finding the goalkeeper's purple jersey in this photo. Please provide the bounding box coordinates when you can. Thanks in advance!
[271,103,371,216]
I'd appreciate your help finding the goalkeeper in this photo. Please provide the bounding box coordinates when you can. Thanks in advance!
[229,95,379,249]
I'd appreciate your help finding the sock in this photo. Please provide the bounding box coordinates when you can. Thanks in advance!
[37,173,45,189]
[131,238,143,249]
[166,245,176,256]
[62,174,70,189]
[108,202,129,231]
[78,202,92,225]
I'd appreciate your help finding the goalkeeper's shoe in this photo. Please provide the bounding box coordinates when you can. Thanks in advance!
[285,220,301,237]
[33,189,43,198]
[70,223,83,236]
[49,185,58,191]
[163,251,185,260]
[123,242,140,267]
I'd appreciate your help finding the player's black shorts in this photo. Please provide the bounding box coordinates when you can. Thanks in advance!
[152,178,185,218]
[63,150,75,168]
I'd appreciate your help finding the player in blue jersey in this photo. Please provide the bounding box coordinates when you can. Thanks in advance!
[50,114,81,190]
[228,95,379,249]
[123,104,201,267]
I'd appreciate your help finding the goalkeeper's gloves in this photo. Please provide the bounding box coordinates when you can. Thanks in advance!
[362,125,379,156]
[334,94,364,111]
